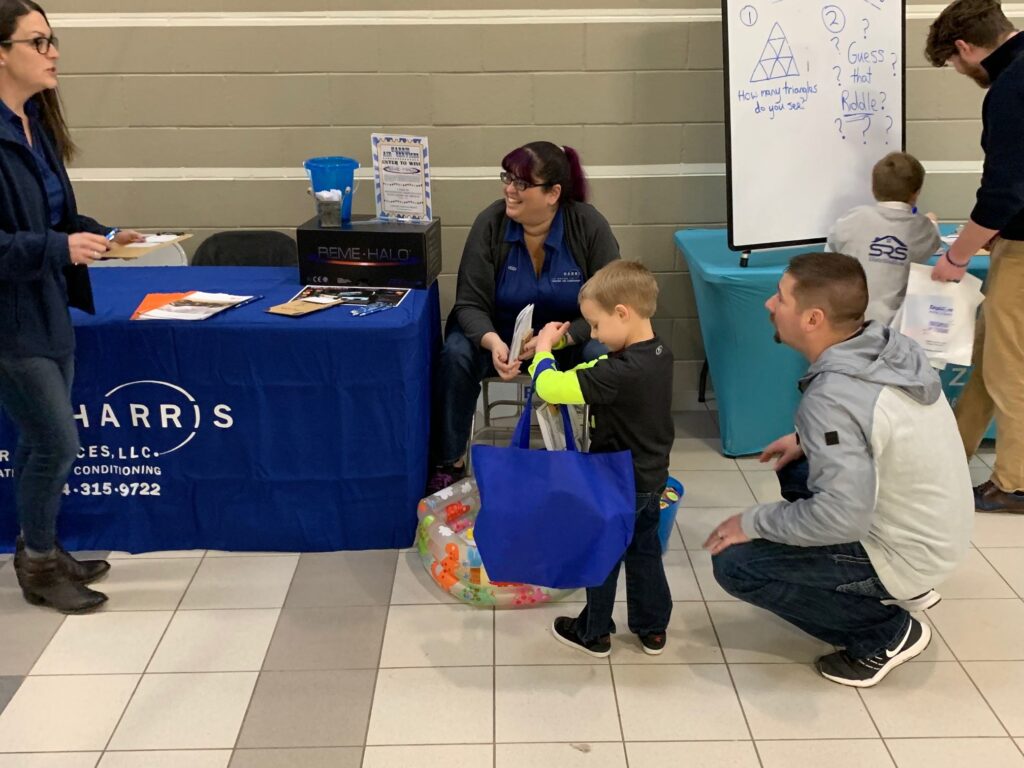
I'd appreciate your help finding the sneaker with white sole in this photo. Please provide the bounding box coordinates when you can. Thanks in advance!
[881,589,942,612]
[639,633,666,656]
[551,616,611,658]
[815,617,931,688]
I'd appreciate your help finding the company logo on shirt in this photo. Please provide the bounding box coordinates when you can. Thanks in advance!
[551,269,582,285]
[868,235,909,263]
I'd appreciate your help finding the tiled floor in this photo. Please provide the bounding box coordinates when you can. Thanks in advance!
[0,404,1022,767]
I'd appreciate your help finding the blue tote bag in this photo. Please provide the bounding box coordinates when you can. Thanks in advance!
[471,386,636,589]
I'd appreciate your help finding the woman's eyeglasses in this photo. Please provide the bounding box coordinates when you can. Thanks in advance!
[500,171,547,192]
[1,35,59,55]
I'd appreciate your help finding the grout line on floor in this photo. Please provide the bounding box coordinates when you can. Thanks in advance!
[94,555,206,755]
[974,547,1023,600]
[357,557,402,759]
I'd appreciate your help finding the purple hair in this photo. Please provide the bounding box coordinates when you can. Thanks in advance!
[500,141,589,204]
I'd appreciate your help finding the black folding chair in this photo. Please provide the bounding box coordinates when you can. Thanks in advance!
[191,231,297,267]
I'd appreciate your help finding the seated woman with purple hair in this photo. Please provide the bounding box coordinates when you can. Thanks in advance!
[427,141,620,492]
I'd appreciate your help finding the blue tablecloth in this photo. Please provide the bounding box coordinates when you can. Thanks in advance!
[675,228,991,456]
[0,267,441,553]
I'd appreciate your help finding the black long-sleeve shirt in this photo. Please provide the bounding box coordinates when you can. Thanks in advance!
[973,32,1024,240]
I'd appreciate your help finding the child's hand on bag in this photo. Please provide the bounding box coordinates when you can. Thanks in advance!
[535,321,570,354]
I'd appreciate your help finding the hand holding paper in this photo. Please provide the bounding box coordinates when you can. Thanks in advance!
[482,332,520,380]
[517,329,536,361]
[508,303,534,362]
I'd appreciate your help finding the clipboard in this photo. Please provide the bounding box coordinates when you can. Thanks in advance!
[103,233,193,261]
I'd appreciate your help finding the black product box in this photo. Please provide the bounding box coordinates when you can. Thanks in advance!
[296,215,442,288]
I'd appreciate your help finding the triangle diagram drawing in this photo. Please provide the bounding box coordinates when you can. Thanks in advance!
[750,22,800,82]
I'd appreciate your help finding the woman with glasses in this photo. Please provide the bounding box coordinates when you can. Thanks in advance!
[0,0,143,612]
[426,141,620,493]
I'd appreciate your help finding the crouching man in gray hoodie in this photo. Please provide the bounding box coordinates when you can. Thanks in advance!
[706,253,974,688]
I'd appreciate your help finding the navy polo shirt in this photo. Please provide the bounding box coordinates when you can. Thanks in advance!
[495,208,585,342]
[0,98,65,227]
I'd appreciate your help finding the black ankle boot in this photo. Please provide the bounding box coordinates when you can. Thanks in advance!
[15,537,110,584]
[14,552,108,614]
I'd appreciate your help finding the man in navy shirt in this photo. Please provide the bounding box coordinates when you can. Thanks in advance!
[927,0,1024,514]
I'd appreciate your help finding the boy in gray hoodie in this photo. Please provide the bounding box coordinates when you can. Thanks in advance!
[828,152,942,325]
[706,253,973,688]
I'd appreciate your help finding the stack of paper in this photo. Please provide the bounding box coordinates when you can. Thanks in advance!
[536,402,585,452]
[134,292,256,321]
[123,234,180,249]
[509,303,534,361]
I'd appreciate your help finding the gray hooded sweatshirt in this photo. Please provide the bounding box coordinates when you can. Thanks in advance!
[741,323,974,599]
[827,203,942,325]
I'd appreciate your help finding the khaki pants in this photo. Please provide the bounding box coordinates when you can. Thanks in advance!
[955,237,1024,492]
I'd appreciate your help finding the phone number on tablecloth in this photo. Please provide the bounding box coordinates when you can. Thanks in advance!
[62,482,162,497]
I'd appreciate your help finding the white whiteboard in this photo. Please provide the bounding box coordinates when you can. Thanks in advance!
[724,0,905,250]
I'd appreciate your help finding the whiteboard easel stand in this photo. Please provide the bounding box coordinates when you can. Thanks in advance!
[740,250,751,268]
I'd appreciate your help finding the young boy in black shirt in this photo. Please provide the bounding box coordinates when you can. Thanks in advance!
[530,260,674,656]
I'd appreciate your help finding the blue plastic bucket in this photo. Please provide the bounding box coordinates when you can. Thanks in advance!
[658,477,685,553]
[303,156,359,224]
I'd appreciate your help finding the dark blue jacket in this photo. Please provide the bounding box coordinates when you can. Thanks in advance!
[974,32,1024,240]
[0,101,105,359]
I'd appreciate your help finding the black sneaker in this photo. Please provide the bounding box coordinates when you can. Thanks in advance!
[552,617,611,658]
[425,463,467,495]
[639,633,667,656]
[815,617,931,688]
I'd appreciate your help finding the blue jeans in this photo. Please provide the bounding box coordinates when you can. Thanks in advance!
[712,458,909,658]
[575,490,673,642]
[0,354,79,553]
[430,322,605,465]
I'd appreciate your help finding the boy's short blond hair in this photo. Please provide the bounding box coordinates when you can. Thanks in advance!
[578,260,659,318]
[872,152,926,203]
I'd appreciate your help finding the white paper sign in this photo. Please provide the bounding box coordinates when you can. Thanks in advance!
[371,133,432,222]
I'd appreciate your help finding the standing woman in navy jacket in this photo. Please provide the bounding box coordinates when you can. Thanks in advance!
[0,0,142,612]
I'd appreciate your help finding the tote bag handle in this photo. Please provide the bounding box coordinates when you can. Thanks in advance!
[510,383,578,452]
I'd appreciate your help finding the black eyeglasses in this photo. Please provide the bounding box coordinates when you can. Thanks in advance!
[0,35,59,54]
[500,171,548,192]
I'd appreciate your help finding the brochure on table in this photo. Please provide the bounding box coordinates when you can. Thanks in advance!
[267,285,411,317]
[134,291,257,321]
[371,133,431,222]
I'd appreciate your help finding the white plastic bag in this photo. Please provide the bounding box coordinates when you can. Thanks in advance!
[898,263,984,368]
